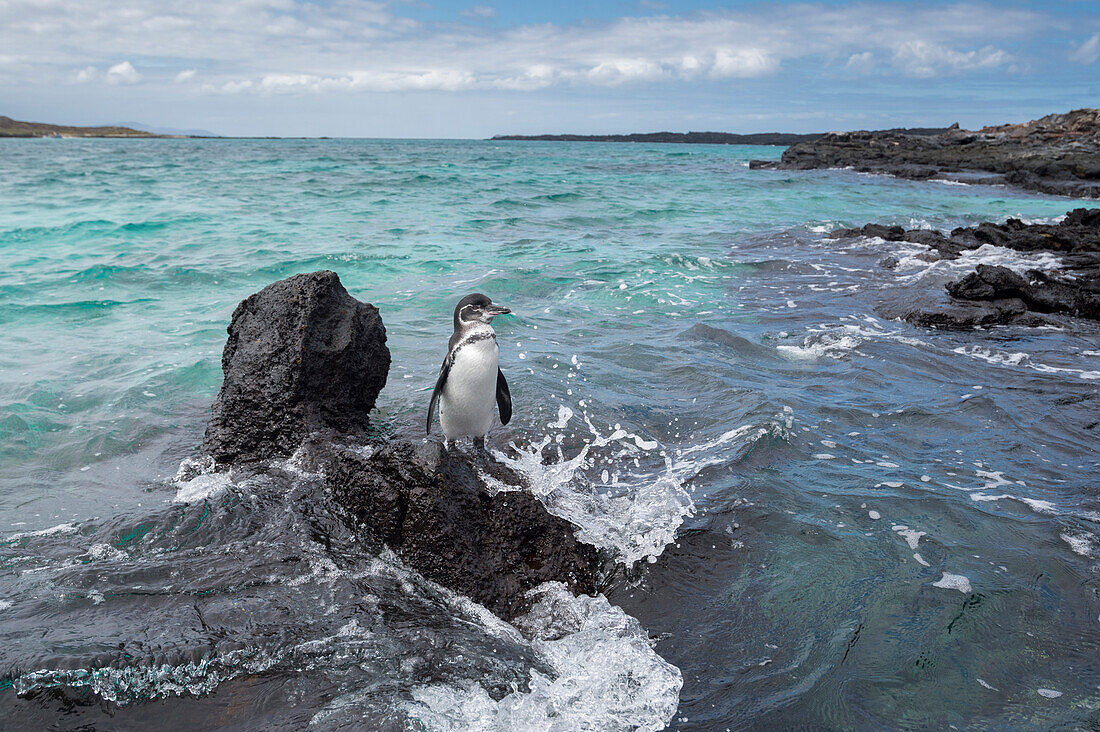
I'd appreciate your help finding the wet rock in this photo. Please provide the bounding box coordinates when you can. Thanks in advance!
[327,440,602,620]
[947,265,1029,301]
[200,271,603,622]
[878,297,1053,330]
[945,264,1100,321]
[900,229,950,249]
[765,108,1100,199]
[835,209,1100,326]
[203,270,390,464]
[828,223,905,241]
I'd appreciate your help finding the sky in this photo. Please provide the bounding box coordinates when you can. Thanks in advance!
[1,0,1097,138]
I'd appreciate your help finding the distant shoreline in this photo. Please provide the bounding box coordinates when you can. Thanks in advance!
[750,108,1100,199]
[489,128,950,145]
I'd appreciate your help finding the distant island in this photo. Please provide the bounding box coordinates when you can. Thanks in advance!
[489,128,951,145]
[0,115,193,138]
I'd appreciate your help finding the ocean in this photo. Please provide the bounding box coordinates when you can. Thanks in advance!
[0,138,1097,729]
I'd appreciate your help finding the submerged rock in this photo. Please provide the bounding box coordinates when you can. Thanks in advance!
[202,270,390,465]
[201,270,601,621]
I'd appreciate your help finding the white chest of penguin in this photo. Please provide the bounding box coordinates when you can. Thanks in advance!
[439,328,499,439]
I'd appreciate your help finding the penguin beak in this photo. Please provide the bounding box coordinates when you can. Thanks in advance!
[485,304,511,317]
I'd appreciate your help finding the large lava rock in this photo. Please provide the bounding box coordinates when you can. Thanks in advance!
[327,440,601,620]
[202,270,390,465]
[200,271,602,621]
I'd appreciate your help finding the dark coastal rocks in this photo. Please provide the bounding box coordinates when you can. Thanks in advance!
[947,265,1100,321]
[327,441,602,620]
[832,209,1100,328]
[947,265,1028,300]
[751,109,1100,199]
[200,270,602,621]
[877,292,1052,330]
[202,270,389,465]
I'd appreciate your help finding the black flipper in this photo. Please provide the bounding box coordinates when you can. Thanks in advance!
[496,368,512,425]
[426,357,451,434]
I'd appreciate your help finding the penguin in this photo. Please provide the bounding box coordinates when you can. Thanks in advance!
[426,293,512,448]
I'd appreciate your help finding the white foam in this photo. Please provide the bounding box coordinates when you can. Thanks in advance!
[954,346,1100,381]
[1061,532,1096,557]
[969,492,1057,515]
[174,472,233,504]
[913,553,930,567]
[406,582,681,732]
[86,543,126,561]
[778,332,861,360]
[6,522,78,541]
[895,242,1063,281]
[0,599,12,611]
[1037,688,1062,699]
[494,409,702,565]
[932,573,972,594]
[977,678,998,691]
[778,321,927,362]
[892,525,926,550]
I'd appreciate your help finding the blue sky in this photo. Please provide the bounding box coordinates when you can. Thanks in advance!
[1,0,1097,137]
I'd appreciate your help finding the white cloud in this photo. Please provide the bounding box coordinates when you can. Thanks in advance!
[106,60,140,84]
[710,48,778,78]
[221,79,252,93]
[74,65,98,83]
[494,64,557,90]
[846,51,875,74]
[0,1,1045,95]
[461,5,496,19]
[587,58,666,85]
[891,41,1009,77]
[1069,33,1100,65]
[251,69,476,93]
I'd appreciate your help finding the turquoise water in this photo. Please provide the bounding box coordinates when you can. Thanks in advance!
[1,139,1098,729]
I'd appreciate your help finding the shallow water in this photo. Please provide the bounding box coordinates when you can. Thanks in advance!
[0,138,1097,729]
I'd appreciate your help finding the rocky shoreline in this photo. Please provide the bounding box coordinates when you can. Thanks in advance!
[751,109,1100,199]
[198,271,604,620]
[830,208,1100,329]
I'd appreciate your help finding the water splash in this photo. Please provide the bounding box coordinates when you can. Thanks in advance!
[405,582,682,732]
[493,406,694,566]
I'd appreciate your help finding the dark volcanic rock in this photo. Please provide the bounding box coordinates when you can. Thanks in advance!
[947,265,1029,301]
[877,297,1051,330]
[835,209,1100,327]
[200,271,603,622]
[947,265,1100,321]
[328,440,602,620]
[763,109,1100,198]
[202,270,390,465]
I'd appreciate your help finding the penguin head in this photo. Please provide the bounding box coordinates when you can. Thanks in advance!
[454,293,511,328]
